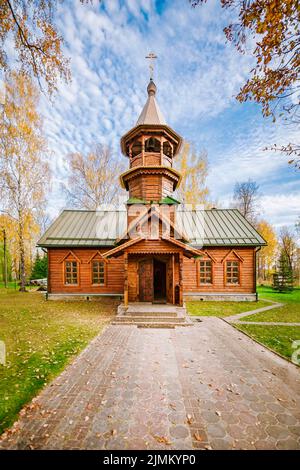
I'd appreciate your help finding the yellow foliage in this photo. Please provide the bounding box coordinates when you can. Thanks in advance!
[256,219,278,280]
[0,72,50,285]
[176,141,210,209]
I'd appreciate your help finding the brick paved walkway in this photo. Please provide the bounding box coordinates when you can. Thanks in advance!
[1,319,300,450]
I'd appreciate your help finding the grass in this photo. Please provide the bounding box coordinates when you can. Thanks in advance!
[235,287,300,362]
[242,286,300,323]
[235,324,300,362]
[0,289,118,434]
[186,300,269,317]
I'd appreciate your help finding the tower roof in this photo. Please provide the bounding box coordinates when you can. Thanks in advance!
[136,79,166,126]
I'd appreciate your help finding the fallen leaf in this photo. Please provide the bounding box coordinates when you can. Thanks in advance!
[215,411,221,417]
[85,416,89,422]
[169,403,176,410]
[111,429,117,436]
[186,414,194,425]
[194,432,202,442]
[154,435,172,445]
[204,445,212,450]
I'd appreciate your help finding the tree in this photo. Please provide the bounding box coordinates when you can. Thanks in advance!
[176,141,210,208]
[296,216,300,236]
[0,0,74,94]
[190,1,300,168]
[63,144,124,210]
[233,179,260,223]
[256,220,277,282]
[0,72,50,291]
[278,226,297,270]
[30,252,47,279]
[273,249,294,292]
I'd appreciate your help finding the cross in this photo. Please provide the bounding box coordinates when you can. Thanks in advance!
[145,52,157,81]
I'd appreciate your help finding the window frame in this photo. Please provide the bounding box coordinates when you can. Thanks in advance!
[91,259,106,286]
[198,259,213,286]
[64,259,79,286]
[225,259,240,286]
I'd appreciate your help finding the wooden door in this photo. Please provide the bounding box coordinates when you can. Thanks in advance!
[139,258,153,302]
[166,256,174,304]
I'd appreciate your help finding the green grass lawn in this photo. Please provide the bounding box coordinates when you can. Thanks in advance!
[235,324,300,362]
[235,287,300,362]
[186,300,269,317]
[242,286,300,322]
[0,289,118,434]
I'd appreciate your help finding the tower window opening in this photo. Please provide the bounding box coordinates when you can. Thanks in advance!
[163,141,172,157]
[145,137,160,153]
[131,140,142,158]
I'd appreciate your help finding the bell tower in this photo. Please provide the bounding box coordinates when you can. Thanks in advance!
[120,79,183,205]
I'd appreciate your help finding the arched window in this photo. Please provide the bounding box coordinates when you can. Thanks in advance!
[131,139,142,157]
[163,141,172,157]
[145,137,160,153]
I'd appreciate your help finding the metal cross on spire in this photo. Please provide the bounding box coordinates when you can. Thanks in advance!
[145,52,157,81]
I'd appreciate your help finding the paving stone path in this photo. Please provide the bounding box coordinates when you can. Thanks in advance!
[0,319,300,450]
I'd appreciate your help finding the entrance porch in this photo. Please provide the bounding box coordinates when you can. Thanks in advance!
[124,253,184,306]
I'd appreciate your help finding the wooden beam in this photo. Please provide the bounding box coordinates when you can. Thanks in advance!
[124,253,128,307]
[179,252,183,307]
[172,254,175,305]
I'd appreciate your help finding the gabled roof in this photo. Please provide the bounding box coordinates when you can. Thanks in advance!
[37,208,266,248]
[136,80,166,126]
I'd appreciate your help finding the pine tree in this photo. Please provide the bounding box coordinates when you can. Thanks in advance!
[30,254,48,280]
[273,250,294,293]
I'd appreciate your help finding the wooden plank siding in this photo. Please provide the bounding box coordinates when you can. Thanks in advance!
[182,247,256,293]
[128,174,174,200]
[48,248,124,294]
[47,246,256,296]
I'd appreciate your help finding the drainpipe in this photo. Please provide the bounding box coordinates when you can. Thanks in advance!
[255,246,261,301]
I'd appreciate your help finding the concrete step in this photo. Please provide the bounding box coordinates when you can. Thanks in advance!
[111,321,191,328]
[124,311,178,318]
[113,315,186,323]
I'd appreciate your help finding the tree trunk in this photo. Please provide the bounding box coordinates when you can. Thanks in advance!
[18,219,26,292]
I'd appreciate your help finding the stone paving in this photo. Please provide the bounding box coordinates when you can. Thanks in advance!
[0,319,300,450]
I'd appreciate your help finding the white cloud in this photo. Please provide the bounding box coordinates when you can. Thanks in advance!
[38,0,299,229]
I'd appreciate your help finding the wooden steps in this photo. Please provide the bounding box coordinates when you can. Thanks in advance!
[111,303,193,328]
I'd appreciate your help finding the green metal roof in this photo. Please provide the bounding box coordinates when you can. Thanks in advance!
[37,208,266,248]
[159,196,181,205]
[127,197,147,204]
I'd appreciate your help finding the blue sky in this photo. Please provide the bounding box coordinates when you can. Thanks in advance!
[38,0,299,229]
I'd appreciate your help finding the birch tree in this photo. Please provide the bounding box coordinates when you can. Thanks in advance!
[63,144,124,210]
[233,179,260,223]
[176,141,210,208]
[0,72,50,290]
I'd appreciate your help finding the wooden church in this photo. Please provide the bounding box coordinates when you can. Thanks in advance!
[38,78,266,306]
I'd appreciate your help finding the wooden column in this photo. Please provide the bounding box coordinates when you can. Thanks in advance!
[179,252,183,307]
[172,254,175,304]
[124,252,128,307]
[142,136,145,166]
[160,137,163,165]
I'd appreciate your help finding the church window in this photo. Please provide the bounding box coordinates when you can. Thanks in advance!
[199,260,212,284]
[64,261,78,285]
[92,260,106,285]
[226,261,240,284]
